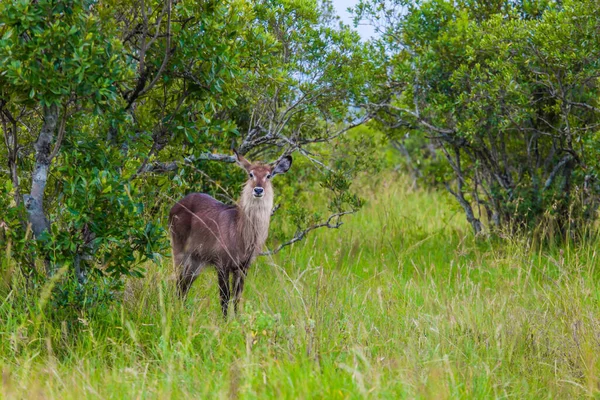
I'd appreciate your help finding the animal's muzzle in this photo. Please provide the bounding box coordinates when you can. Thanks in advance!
[253,187,264,197]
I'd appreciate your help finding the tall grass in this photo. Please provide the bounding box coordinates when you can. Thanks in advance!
[1,173,600,399]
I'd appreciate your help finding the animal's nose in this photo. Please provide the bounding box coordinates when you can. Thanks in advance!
[254,187,264,195]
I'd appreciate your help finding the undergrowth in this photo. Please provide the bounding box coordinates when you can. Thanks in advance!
[1,173,600,399]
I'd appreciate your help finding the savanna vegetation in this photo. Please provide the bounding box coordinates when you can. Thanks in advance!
[1,0,600,398]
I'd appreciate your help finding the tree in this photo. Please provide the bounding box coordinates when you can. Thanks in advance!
[0,0,128,278]
[356,0,600,236]
[125,0,374,253]
[0,0,372,312]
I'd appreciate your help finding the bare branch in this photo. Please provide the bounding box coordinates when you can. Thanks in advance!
[568,101,600,114]
[270,203,281,216]
[187,152,237,163]
[543,154,574,191]
[367,102,455,135]
[260,211,355,256]
[49,103,68,162]
[137,0,172,98]
[134,152,236,178]
[136,155,236,202]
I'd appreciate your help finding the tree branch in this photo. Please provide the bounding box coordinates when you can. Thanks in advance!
[260,211,355,256]
[567,100,600,113]
[367,102,455,135]
[25,104,59,240]
[543,154,574,191]
[49,102,68,162]
[136,152,236,175]
[137,0,172,98]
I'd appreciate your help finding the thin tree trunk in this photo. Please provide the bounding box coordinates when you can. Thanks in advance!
[441,145,484,235]
[445,182,483,235]
[24,104,59,274]
[391,139,422,187]
[1,110,21,205]
[559,160,574,237]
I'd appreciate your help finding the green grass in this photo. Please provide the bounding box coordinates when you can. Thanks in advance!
[2,173,600,398]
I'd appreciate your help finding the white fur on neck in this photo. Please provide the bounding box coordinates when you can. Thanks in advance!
[238,183,273,258]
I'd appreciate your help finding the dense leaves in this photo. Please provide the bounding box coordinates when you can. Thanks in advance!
[357,0,600,236]
[0,0,124,107]
[0,0,372,314]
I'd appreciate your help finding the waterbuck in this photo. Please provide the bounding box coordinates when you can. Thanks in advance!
[168,150,292,317]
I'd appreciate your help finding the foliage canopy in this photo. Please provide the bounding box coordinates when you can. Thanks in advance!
[357,0,600,236]
[0,0,372,313]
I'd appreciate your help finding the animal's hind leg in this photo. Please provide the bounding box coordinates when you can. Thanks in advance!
[176,252,193,298]
[177,253,204,298]
[217,268,230,318]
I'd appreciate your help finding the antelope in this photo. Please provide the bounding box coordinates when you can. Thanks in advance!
[168,150,292,317]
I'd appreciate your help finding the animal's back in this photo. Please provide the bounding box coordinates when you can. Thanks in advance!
[169,193,238,259]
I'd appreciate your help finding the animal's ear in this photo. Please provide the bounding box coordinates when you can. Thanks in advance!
[233,149,251,171]
[272,155,292,177]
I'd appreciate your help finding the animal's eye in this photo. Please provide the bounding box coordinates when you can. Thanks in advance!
[266,173,272,179]
[249,172,254,178]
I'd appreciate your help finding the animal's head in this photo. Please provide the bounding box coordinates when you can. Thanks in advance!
[234,149,292,201]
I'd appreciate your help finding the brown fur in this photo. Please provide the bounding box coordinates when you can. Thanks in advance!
[168,151,292,317]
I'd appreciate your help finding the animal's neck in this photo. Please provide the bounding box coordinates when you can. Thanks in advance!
[238,187,273,256]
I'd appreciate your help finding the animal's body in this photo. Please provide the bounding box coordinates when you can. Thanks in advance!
[168,150,292,317]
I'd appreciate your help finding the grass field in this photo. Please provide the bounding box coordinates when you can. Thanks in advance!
[2,173,600,399]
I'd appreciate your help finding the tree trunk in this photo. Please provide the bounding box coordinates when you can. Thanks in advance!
[456,192,483,235]
[558,159,574,237]
[1,110,21,205]
[23,104,59,274]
